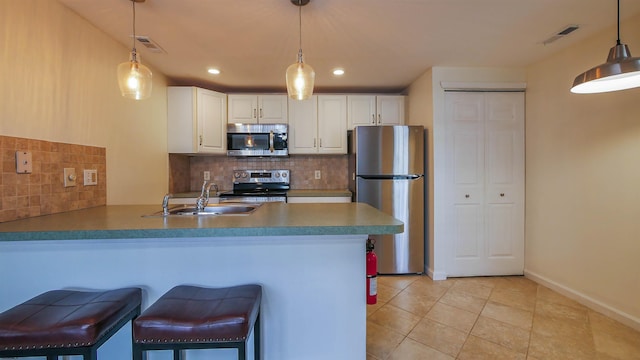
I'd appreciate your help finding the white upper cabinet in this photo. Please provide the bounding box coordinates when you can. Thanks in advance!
[228,94,288,124]
[289,95,347,154]
[167,87,227,154]
[348,95,405,129]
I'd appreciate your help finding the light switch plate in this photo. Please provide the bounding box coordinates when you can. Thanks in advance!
[83,169,98,186]
[64,168,77,187]
[15,151,33,174]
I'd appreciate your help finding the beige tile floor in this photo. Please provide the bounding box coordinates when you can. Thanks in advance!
[366,275,640,360]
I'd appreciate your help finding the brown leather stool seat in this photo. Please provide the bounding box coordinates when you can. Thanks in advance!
[133,284,262,360]
[0,287,142,360]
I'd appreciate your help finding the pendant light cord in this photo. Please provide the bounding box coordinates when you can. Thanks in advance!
[616,0,621,45]
[298,0,303,52]
[132,0,137,51]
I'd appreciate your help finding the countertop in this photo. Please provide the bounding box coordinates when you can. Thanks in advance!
[0,203,402,241]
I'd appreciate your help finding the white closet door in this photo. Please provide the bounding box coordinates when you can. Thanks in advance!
[444,92,524,277]
[484,93,525,274]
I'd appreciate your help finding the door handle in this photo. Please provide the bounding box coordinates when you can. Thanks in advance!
[269,131,274,153]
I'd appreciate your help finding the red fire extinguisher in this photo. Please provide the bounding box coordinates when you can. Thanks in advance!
[366,238,378,305]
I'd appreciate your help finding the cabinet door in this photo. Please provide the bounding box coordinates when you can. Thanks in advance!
[288,96,318,154]
[259,95,288,124]
[318,95,347,154]
[347,95,376,129]
[228,95,258,124]
[197,88,227,154]
[377,95,405,125]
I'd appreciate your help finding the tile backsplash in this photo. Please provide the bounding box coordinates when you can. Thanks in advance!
[0,136,106,223]
[169,154,349,193]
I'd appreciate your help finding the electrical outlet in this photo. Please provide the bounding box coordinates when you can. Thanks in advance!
[83,169,98,186]
[314,170,321,180]
[63,168,77,187]
[204,171,211,181]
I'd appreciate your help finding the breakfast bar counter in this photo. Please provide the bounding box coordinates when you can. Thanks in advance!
[0,203,402,360]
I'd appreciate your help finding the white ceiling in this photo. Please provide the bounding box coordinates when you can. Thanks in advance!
[57,0,640,93]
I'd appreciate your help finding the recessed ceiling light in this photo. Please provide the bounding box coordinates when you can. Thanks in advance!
[207,68,220,75]
[333,69,345,76]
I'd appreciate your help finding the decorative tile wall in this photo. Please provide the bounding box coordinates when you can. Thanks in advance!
[0,136,106,223]
[169,155,350,193]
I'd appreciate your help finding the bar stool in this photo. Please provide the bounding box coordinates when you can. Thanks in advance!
[133,284,262,360]
[0,287,142,360]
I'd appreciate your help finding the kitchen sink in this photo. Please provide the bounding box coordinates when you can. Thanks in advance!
[145,203,262,217]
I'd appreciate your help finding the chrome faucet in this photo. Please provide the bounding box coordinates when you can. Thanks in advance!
[162,193,173,215]
[196,180,218,211]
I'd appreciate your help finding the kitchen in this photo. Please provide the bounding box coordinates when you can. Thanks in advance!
[1,0,640,359]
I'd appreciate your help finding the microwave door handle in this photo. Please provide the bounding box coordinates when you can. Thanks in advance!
[269,130,274,153]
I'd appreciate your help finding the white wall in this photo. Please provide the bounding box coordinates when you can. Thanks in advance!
[405,69,434,274]
[525,13,640,328]
[0,0,169,205]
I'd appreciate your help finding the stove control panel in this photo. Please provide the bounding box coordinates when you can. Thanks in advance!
[233,169,290,184]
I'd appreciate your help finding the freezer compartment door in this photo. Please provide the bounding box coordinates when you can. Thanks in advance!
[353,125,424,176]
[356,176,424,274]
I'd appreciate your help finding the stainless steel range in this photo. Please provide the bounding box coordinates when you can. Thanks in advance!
[219,169,290,203]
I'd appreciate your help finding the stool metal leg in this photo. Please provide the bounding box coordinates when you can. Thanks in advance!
[173,349,185,360]
[238,343,246,360]
[254,312,261,360]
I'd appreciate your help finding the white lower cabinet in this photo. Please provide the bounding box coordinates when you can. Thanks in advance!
[443,91,524,277]
[168,87,227,154]
[288,95,347,154]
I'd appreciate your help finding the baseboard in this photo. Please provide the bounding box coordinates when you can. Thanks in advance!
[524,269,640,332]
[427,267,447,281]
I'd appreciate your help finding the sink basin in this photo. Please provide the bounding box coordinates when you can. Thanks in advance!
[145,203,262,217]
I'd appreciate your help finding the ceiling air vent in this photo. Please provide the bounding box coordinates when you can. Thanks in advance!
[542,24,580,45]
[134,36,167,53]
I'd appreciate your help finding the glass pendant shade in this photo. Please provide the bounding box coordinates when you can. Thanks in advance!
[117,51,152,100]
[286,52,315,100]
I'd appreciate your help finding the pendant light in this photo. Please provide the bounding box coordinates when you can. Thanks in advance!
[571,0,640,93]
[117,0,152,100]
[286,0,315,100]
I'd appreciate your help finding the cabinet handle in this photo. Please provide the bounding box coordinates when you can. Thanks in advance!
[500,193,505,197]
[199,135,203,146]
[377,114,381,124]
[314,138,316,147]
[465,194,470,198]
[371,114,375,124]
[253,109,257,118]
[319,138,322,147]
[260,108,263,118]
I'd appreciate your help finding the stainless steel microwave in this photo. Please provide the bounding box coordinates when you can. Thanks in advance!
[226,123,288,157]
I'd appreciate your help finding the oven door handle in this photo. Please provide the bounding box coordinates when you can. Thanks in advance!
[269,130,275,153]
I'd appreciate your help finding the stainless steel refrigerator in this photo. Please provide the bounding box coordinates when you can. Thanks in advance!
[349,125,425,274]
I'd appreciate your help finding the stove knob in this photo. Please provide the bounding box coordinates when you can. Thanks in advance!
[241,172,248,178]
[234,172,241,179]
[275,173,280,178]
[281,172,287,178]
